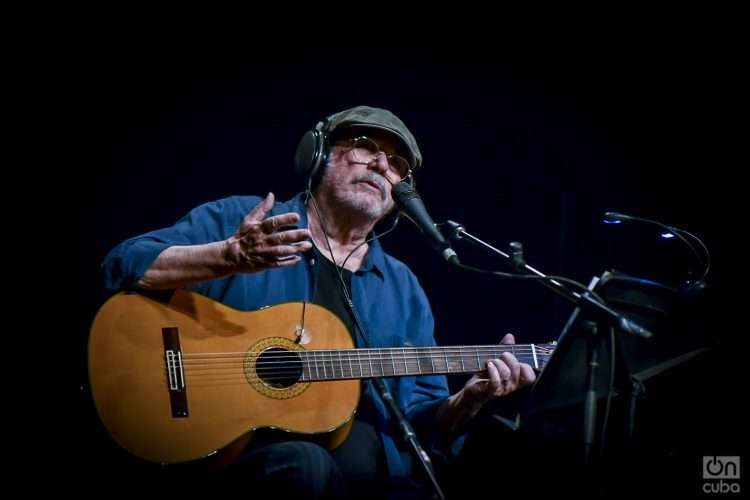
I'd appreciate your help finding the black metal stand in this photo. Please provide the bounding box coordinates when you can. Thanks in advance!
[374,378,446,500]
[344,296,446,500]
[441,221,656,478]
[443,220,654,341]
[581,320,600,469]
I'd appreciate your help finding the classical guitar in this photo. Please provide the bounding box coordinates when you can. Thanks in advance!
[88,290,555,464]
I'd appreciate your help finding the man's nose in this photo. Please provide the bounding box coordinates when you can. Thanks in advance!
[367,152,390,175]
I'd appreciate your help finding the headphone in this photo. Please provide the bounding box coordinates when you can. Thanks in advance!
[294,117,332,192]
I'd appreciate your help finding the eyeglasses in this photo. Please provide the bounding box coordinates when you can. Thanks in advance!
[344,136,413,180]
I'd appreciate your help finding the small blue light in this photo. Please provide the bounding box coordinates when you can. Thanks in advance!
[660,232,675,239]
[602,219,622,224]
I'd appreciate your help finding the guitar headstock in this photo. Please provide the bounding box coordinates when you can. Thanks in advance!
[534,341,557,355]
[532,341,557,371]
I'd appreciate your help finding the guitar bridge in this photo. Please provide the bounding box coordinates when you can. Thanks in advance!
[162,327,189,418]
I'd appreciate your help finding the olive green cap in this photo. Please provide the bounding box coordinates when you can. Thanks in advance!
[324,105,422,170]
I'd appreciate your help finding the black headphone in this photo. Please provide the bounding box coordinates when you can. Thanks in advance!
[294,117,332,192]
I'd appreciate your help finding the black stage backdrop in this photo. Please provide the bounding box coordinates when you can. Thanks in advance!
[77,38,743,497]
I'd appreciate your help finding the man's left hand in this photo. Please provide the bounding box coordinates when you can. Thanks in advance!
[461,333,536,405]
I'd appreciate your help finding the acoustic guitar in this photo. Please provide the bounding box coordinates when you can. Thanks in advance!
[88,290,555,464]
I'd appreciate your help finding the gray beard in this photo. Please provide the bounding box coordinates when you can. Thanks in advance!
[330,187,392,220]
[319,167,395,220]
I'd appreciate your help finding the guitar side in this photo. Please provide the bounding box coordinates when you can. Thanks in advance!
[88,290,360,464]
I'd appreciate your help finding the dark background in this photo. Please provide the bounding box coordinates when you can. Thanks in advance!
[77,34,743,496]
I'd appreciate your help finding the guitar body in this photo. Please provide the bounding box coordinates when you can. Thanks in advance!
[88,290,360,464]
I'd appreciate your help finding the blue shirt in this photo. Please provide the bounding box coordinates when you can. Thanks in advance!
[102,193,463,479]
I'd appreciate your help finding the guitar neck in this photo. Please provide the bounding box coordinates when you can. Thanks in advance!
[298,344,554,382]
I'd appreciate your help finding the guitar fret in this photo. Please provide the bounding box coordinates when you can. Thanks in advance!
[532,345,538,370]
[368,350,374,377]
[444,348,449,373]
[348,350,354,378]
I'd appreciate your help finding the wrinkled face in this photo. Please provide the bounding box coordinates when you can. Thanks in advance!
[317,129,411,221]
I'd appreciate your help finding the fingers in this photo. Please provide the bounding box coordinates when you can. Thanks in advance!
[238,207,309,247]
[250,227,312,255]
[486,360,502,389]
[265,228,312,246]
[268,255,302,268]
[519,363,536,385]
[485,354,534,396]
[261,213,302,234]
[468,330,537,403]
[245,192,275,223]
[501,352,521,386]
[263,242,313,257]
[487,359,511,390]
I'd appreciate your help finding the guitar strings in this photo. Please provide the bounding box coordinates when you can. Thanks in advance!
[178,360,552,381]
[177,349,554,368]
[177,358,553,380]
[169,359,554,387]
[166,359,554,386]
[178,350,551,366]
[180,345,555,361]
[177,353,554,371]
[169,354,553,383]
[165,346,555,385]
[178,356,552,373]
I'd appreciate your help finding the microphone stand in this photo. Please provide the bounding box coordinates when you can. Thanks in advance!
[342,300,446,500]
[373,378,446,500]
[441,220,654,476]
[443,220,653,341]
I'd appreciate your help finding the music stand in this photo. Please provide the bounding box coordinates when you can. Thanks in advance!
[504,270,710,471]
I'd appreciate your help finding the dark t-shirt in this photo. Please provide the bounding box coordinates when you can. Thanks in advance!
[311,245,387,491]
[310,245,382,423]
[311,245,356,339]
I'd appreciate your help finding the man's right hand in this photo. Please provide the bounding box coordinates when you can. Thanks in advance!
[225,192,313,273]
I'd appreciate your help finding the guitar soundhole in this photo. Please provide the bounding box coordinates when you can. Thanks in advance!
[256,347,303,388]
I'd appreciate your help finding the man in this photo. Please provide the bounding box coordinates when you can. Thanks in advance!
[102,105,536,498]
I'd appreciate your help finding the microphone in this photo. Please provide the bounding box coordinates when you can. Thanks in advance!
[602,211,629,223]
[601,211,710,284]
[392,181,459,263]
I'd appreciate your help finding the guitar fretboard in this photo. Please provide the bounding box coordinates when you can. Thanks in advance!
[297,344,554,382]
